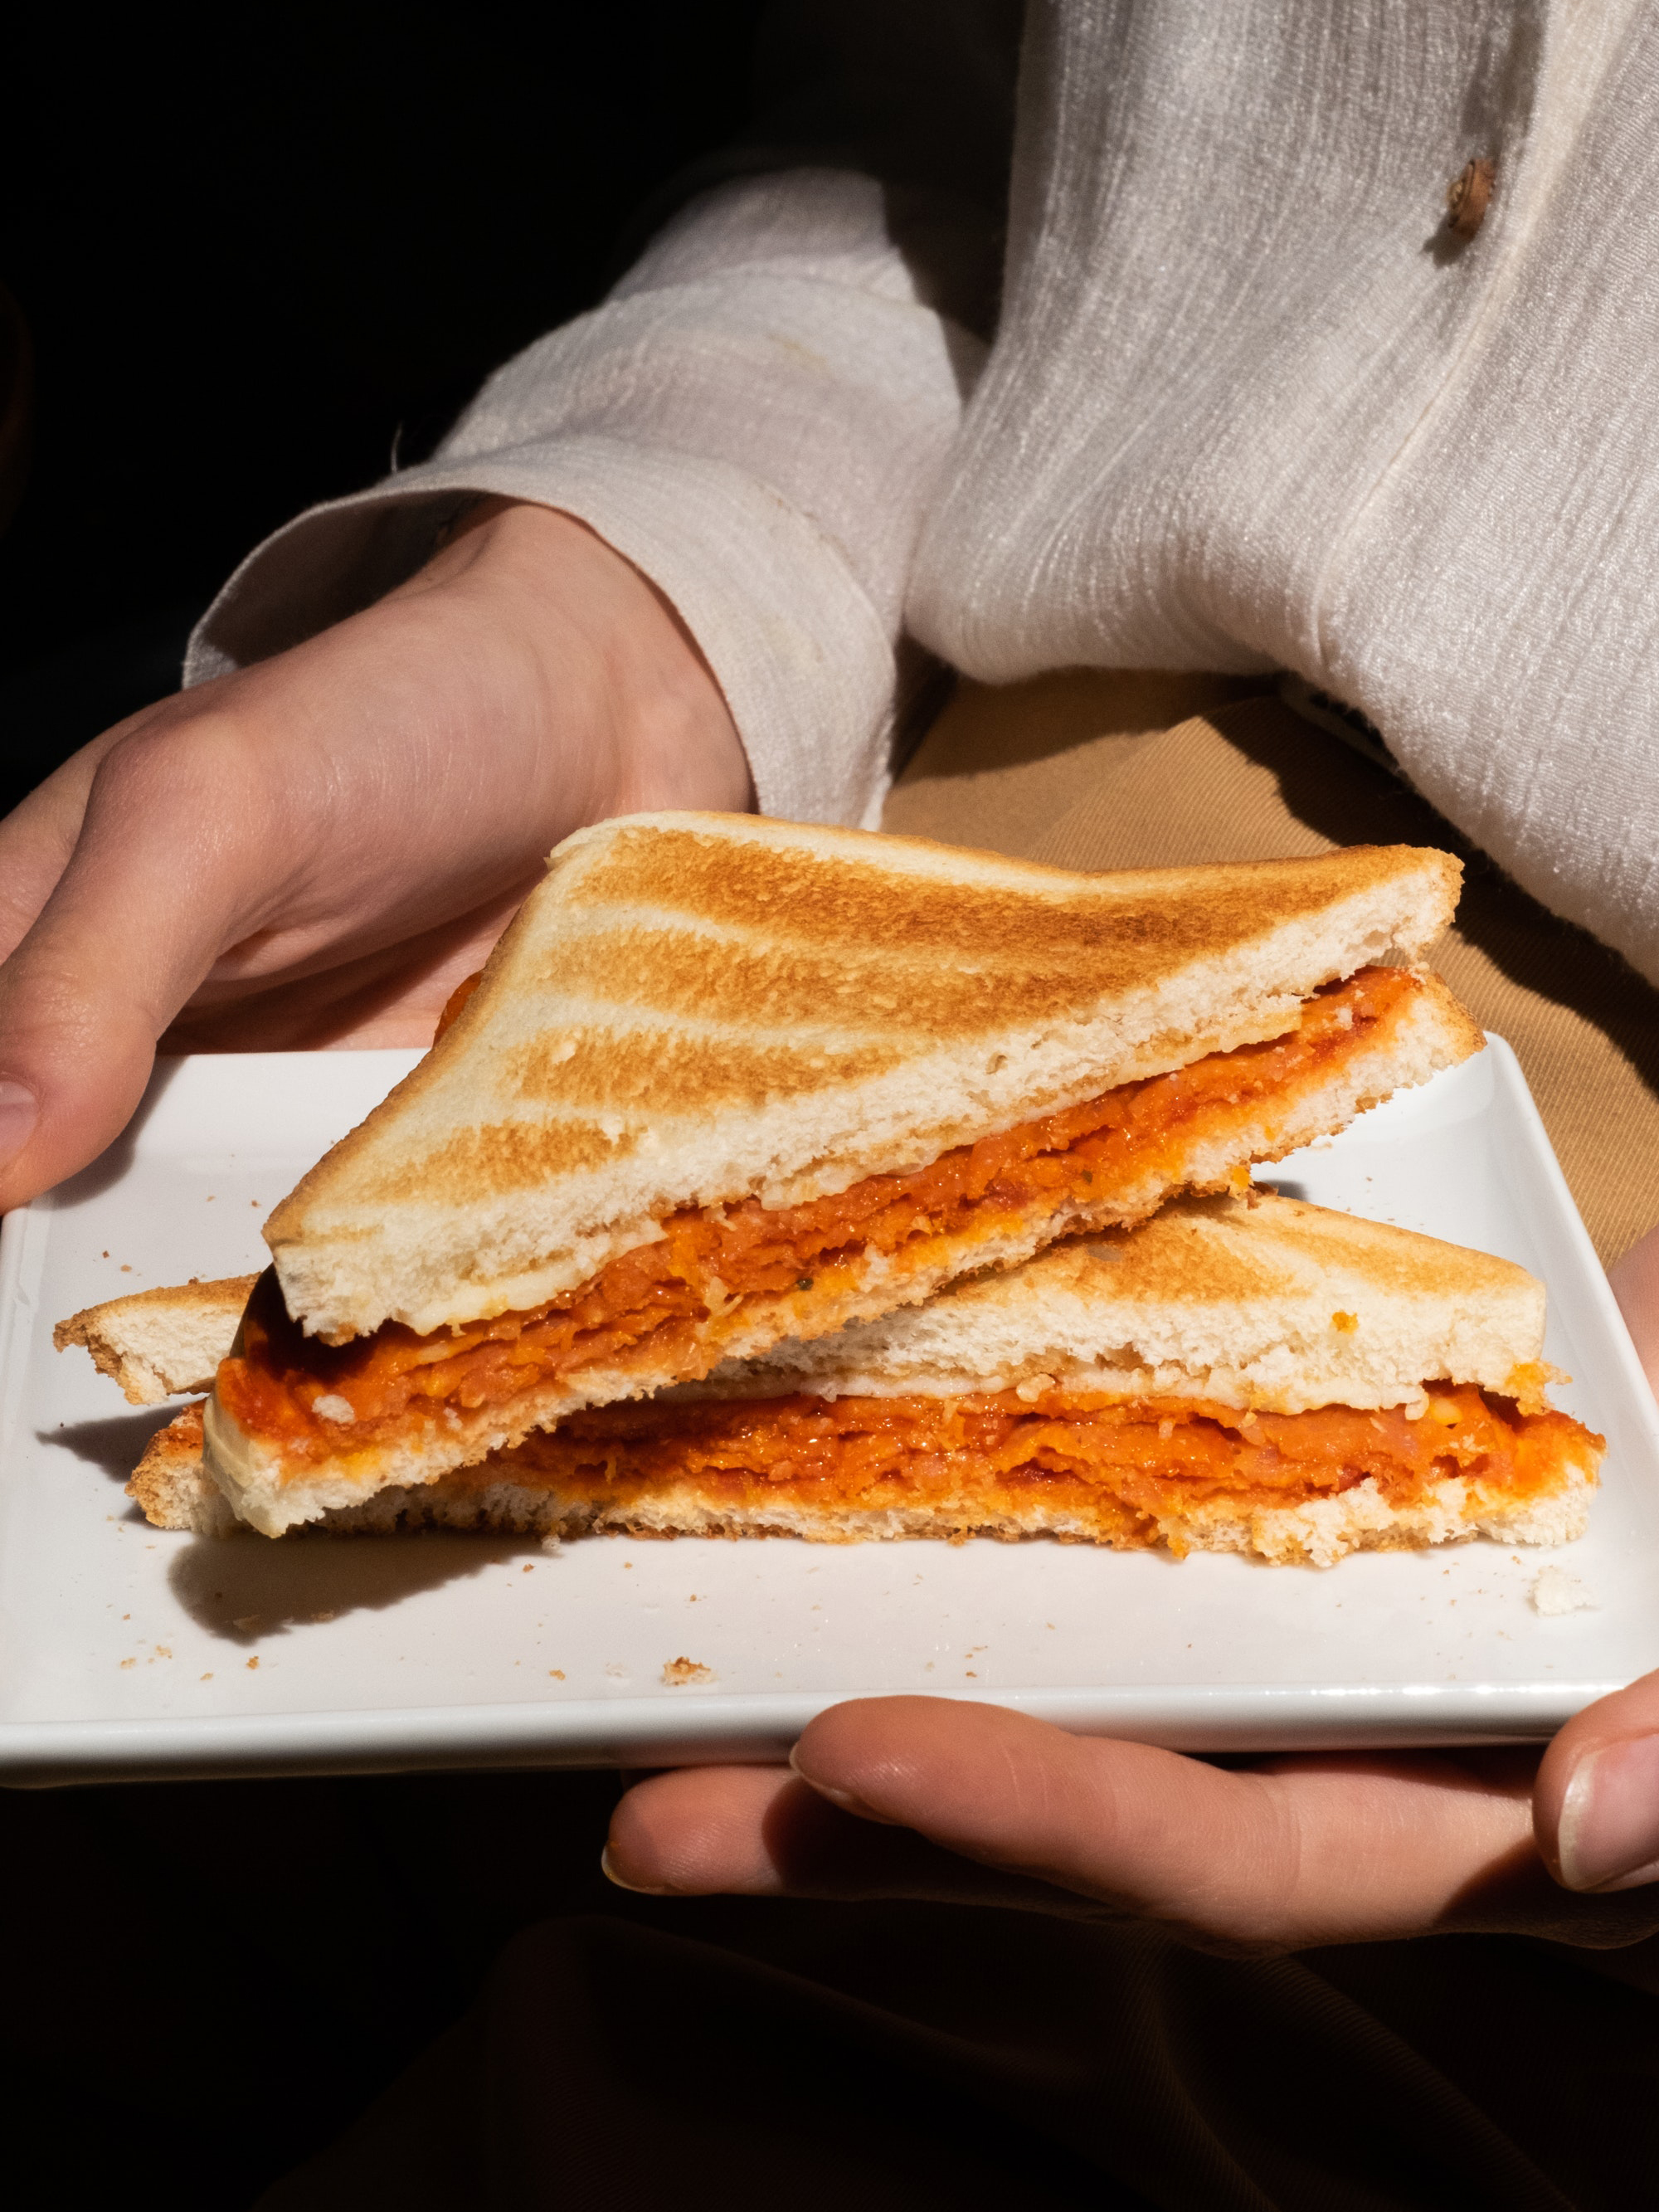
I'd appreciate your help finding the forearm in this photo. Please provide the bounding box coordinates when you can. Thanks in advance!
[387,499,752,821]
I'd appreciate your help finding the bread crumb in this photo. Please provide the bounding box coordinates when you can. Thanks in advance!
[522,1563,533,1573]
[662,1656,714,1686]
[246,1656,260,1670]
[119,1657,135,1669]
[313,1393,355,1424]
[548,1669,565,1680]
[1530,1566,1599,1616]
[200,1672,213,1681]
[541,1533,564,1555]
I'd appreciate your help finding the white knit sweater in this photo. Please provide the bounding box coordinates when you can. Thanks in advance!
[189,0,1659,980]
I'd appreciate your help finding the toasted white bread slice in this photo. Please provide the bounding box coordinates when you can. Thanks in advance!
[53,1277,259,1405]
[264,821,1464,1343]
[119,1196,1601,1567]
[713,1190,1545,1414]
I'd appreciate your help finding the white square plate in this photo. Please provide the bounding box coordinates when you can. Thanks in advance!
[3,1039,1657,1786]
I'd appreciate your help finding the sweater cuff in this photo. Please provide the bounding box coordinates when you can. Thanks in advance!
[185,436,898,830]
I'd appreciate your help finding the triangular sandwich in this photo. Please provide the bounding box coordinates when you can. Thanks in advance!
[75,818,1481,1533]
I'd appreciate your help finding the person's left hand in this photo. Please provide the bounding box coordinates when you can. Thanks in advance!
[604,1682,1659,1956]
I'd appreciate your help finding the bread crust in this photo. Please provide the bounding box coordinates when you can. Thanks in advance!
[54,1276,257,1405]
[128,1402,239,1535]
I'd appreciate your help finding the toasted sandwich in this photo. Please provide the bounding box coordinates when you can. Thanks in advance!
[99,1194,1601,1567]
[79,818,1481,1533]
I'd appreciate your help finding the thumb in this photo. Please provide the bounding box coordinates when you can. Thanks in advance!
[0,720,260,1207]
[1535,1668,1659,1893]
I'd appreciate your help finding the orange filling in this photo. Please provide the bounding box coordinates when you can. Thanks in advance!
[489,1384,1600,1550]
[435,969,483,1040]
[220,967,1421,1462]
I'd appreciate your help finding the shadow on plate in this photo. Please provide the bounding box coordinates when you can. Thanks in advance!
[167,1527,540,1642]
[44,1407,179,1479]
[51,1411,551,1638]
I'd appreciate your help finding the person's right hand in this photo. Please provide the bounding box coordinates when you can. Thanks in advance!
[0,498,752,1211]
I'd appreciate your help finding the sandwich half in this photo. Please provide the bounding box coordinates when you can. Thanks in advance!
[134,819,1481,1533]
[94,1194,1600,1568]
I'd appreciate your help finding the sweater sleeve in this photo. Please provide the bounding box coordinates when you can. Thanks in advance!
[184,2,1019,830]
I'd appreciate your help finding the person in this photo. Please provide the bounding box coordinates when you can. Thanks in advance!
[6,4,1659,2200]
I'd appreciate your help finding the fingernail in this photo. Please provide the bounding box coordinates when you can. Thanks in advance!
[0,1079,37,1164]
[600,1844,672,1895]
[1557,1737,1659,1891]
[787,1743,885,1820]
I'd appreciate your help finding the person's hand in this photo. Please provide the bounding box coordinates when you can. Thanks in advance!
[0,499,751,1209]
[606,1687,1659,1957]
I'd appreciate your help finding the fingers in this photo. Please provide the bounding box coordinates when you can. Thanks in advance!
[1536,1667,1659,1895]
[796,1700,1553,1947]
[607,1766,797,1893]
[0,709,280,1206]
[158,879,537,1053]
[0,713,154,962]
[609,1698,1586,1951]
[605,1762,1072,1912]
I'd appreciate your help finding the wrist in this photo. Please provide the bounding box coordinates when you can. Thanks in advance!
[411,497,753,826]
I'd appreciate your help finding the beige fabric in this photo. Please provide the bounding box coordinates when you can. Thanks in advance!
[888,675,1659,1264]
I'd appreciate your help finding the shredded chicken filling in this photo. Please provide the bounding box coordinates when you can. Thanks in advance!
[220,967,1422,1460]
[489,1383,1600,1548]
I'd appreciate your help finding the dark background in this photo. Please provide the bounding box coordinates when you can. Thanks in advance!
[0,2,766,818]
[0,14,775,2202]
